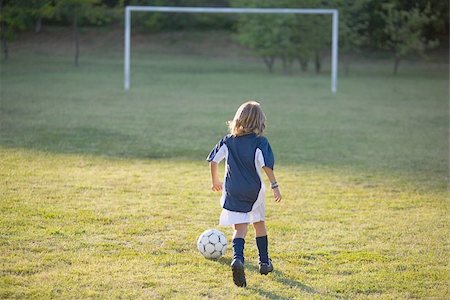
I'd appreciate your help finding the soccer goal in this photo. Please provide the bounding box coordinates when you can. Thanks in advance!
[124,6,339,93]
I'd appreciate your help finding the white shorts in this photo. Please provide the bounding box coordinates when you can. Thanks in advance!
[219,202,266,226]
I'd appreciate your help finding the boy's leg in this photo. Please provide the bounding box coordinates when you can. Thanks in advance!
[253,221,267,237]
[253,221,268,263]
[231,223,248,287]
[233,223,248,239]
[253,221,273,275]
[232,223,248,262]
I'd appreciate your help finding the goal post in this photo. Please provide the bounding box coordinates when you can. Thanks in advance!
[124,6,339,93]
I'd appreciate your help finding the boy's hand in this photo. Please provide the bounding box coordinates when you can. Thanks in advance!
[210,162,222,192]
[211,180,223,192]
[272,187,282,202]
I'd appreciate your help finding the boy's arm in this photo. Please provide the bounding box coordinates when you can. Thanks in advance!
[210,162,223,192]
[263,166,282,202]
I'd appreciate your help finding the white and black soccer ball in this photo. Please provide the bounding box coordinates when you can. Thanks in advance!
[197,229,227,259]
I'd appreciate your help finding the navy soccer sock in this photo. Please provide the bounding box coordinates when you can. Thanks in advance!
[232,238,245,263]
[256,235,269,264]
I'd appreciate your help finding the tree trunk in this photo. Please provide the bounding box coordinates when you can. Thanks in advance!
[0,0,7,60]
[73,12,79,67]
[281,56,289,75]
[263,56,275,73]
[343,53,351,76]
[298,56,308,72]
[280,56,293,75]
[393,57,400,75]
[1,36,8,61]
[35,17,42,33]
[288,57,294,74]
[314,51,321,74]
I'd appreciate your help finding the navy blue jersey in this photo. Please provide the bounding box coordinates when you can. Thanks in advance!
[207,133,274,213]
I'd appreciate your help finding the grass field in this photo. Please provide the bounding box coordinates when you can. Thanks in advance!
[1,29,449,299]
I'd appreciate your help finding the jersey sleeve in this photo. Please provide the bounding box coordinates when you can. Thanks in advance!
[257,137,275,169]
[206,136,229,163]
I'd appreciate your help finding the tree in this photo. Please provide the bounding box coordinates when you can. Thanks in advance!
[129,0,234,32]
[334,0,370,75]
[0,0,29,60]
[52,0,107,66]
[232,0,291,73]
[379,2,439,74]
[232,0,332,74]
[235,13,294,73]
[303,14,330,74]
[28,0,54,33]
[292,0,332,74]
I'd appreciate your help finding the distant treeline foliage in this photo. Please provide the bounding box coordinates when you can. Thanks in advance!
[0,0,448,73]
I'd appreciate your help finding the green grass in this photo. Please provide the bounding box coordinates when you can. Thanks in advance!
[1,30,449,299]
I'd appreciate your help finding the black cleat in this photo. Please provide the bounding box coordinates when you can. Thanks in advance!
[259,259,273,275]
[231,258,246,287]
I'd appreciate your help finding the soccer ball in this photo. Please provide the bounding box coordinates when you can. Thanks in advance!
[197,229,227,259]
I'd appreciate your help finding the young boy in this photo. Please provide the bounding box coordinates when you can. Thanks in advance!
[207,101,282,287]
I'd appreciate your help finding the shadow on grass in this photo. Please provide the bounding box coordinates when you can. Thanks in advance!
[0,126,202,160]
[216,257,337,299]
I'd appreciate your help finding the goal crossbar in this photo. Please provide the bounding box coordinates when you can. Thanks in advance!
[124,6,339,92]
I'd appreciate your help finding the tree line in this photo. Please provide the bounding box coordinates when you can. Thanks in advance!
[0,0,448,73]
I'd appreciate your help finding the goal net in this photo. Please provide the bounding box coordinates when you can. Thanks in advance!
[124,6,339,92]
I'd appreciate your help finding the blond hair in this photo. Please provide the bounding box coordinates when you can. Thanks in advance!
[228,101,266,136]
